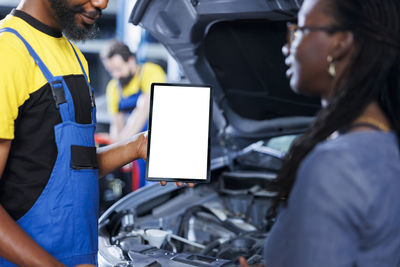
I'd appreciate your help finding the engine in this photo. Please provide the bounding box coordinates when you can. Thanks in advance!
[98,169,278,267]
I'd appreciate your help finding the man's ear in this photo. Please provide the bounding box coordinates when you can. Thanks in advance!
[128,56,136,64]
[128,56,137,72]
[329,31,354,61]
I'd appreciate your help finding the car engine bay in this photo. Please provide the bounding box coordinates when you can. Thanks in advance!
[98,140,286,267]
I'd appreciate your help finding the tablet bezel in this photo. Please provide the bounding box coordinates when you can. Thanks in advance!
[145,83,213,183]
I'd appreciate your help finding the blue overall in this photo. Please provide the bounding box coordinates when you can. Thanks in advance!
[0,28,99,266]
[118,85,142,112]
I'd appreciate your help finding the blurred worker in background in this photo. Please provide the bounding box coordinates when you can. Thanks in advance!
[100,40,165,189]
[101,40,166,142]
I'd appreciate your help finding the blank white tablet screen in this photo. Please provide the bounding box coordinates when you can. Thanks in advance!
[147,84,211,180]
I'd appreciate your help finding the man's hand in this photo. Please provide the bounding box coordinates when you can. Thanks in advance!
[159,181,195,188]
[136,131,148,160]
[239,257,265,267]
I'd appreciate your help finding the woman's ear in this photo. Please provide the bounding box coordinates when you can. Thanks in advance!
[329,31,354,61]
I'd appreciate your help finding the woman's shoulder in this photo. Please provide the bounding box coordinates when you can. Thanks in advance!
[320,130,396,150]
[311,131,398,165]
[297,131,399,200]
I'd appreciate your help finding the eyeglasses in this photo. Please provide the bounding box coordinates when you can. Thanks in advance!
[287,22,346,46]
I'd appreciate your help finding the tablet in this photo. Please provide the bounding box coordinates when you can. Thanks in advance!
[145,83,212,183]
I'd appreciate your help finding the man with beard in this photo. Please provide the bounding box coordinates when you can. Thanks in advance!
[100,41,165,189]
[101,40,166,143]
[0,0,147,266]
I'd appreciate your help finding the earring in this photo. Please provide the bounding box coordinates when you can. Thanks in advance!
[327,55,336,77]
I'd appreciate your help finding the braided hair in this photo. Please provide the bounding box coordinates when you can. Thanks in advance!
[274,0,400,203]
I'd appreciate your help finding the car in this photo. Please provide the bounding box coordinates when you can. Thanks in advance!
[98,0,321,266]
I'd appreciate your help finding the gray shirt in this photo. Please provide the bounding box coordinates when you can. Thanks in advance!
[264,131,400,267]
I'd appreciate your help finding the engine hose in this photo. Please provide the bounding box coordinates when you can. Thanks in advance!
[106,211,127,244]
[106,210,134,245]
[176,205,246,251]
[199,239,221,256]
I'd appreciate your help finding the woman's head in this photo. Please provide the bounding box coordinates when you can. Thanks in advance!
[286,0,400,101]
[285,0,353,99]
[274,0,400,201]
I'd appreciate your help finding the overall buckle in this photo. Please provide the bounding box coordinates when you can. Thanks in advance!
[50,80,67,109]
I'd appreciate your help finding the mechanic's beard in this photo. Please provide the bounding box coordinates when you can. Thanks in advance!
[119,73,135,87]
[49,0,100,41]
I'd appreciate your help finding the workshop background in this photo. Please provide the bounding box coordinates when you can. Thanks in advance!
[0,0,183,213]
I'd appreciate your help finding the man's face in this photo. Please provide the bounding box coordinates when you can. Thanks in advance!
[104,54,137,87]
[49,0,108,41]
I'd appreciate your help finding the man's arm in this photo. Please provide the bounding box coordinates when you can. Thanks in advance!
[0,140,10,176]
[0,140,64,267]
[109,112,125,141]
[97,132,147,178]
[114,92,150,143]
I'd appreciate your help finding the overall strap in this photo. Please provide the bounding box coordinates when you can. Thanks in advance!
[0,27,68,112]
[68,40,96,123]
[0,28,54,80]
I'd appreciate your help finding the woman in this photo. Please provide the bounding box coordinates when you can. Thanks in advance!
[242,0,400,266]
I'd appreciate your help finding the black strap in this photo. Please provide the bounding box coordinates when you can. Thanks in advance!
[50,80,67,108]
[70,145,98,170]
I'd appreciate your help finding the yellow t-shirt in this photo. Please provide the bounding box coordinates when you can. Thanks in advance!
[0,10,90,139]
[106,62,166,114]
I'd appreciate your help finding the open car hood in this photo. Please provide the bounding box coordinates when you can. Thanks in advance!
[97,3,322,266]
[130,0,320,139]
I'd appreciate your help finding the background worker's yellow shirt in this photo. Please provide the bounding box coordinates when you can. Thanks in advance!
[106,62,166,115]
